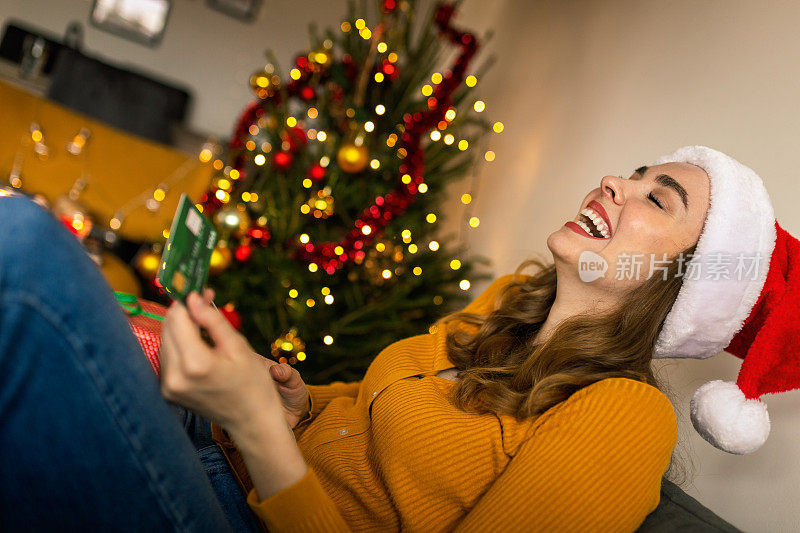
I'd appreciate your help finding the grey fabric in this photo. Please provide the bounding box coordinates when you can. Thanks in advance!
[637,478,743,532]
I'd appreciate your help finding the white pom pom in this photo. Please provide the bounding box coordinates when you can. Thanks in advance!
[690,380,770,455]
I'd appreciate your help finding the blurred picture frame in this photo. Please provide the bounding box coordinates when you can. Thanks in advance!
[89,0,172,47]
[206,0,262,22]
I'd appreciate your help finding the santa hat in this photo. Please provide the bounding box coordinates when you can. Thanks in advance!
[651,145,800,455]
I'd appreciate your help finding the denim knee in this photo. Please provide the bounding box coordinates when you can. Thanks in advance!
[0,194,58,237]
[0,195,108,297]
[1,195,63,261]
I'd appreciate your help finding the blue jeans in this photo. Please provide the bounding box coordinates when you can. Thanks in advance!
[0,194,263,532]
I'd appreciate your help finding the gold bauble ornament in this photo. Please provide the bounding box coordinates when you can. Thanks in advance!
[249,68,278,99]
[214,203,251,235]
[209,241,233,275]
[134,249,161,278]
[308,47,333,72]
[337,142,369,173]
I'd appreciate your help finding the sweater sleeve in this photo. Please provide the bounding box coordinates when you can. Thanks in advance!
[451,378,678,532]
[243,381,361,531]
[246,466,352,532]
[292,379,361,440]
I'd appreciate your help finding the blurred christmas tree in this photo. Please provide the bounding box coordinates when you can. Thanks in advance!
[187,0,500,383]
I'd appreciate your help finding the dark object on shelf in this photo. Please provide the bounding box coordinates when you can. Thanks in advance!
[0,21,69,76]
[89,0,172,47]
[206,0,261,22]
[46,47,192,145]
[637,478,743,532]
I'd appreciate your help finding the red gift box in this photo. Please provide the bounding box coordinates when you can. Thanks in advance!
[115,292,244,377]
[116,292,166,376]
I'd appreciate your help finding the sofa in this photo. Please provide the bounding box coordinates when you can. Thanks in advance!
[637,477,743,532]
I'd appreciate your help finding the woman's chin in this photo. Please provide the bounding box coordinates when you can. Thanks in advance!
[547,225,584,260]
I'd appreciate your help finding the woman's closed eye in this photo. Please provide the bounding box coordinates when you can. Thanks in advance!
[648,192,664,209]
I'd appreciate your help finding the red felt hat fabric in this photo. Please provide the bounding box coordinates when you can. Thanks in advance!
[725,221,800,401]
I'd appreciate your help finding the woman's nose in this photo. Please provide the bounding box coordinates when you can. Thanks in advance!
[600,175,624,205]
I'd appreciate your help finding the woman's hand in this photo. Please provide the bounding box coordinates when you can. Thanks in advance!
[179,288,311,429]
[159,290,281,433]
[266,362,311,429]
[159,289,308,499]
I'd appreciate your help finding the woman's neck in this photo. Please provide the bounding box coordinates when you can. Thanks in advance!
[534,272,617,346]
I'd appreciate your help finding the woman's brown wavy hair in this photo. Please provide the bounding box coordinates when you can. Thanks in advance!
[433,244,698,486]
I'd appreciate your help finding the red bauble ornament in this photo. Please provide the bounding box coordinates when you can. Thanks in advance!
[295,54,310,72]
[308,164,326,182]
[235,243,253,262]
[273,151,293,172]
[300,85,316,101]
[219,303,243,331]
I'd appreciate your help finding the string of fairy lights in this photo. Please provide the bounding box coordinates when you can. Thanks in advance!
[184,10,505,363]
[4,117,218,251]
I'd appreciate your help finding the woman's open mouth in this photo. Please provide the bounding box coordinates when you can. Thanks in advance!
[565,200,612,239]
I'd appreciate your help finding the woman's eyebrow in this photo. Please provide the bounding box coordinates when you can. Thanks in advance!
[632,165,689,211]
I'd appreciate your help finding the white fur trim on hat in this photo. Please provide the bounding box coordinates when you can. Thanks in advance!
[690,380,770,454]
[652,146,776,359]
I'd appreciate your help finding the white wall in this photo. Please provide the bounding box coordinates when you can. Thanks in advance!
[3,0,798,530]
[451,1,800,531]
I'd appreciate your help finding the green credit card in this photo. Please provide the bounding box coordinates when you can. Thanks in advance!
[157,193,218,304]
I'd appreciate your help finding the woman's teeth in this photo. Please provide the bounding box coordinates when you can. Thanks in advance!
[578,208,610,238]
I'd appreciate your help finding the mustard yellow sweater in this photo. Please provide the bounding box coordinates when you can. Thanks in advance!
[243,274,678,531]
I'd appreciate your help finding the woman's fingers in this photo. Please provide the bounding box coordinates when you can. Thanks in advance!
[203,287,215,305]
[270,363,301,388]
[159,332,180,384]
[186,291,239,351]
[270,363,288,380]
[158,317,180,370]
[159,315,194,400]
[165,298,202,348]
[163,301,215,377]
